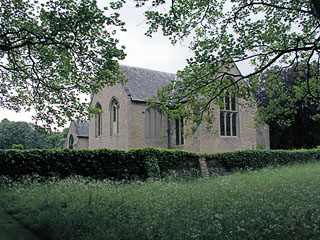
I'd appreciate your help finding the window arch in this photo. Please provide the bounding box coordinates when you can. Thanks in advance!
[175,117,184,145]
[69,134,74,149]
[95,102,102,137]
[220,82,239,137]
[109,97,120,136]
[145,107,162,139]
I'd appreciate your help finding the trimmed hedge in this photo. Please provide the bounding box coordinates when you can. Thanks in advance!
[0,148,142,180]
[0,148,198,180]
[205,149,320,172]
[0,147,320,180]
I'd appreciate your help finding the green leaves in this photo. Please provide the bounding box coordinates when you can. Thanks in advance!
[255,64,320,149]
[0,0,126,128]
[141,0,320,128]
[0,119,67,149]
[1,144,320,181]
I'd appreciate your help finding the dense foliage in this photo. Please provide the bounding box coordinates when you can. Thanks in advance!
[0,148,199,180]
[0,147,319,180]
[256,65,320,149]
[0,119,67,149]
[208,149,320,171]
[138,0,320,130]
[0,0,126,127]
[1,161,320,239]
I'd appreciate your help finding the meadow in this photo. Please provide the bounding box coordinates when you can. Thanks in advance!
[0,161,320,240]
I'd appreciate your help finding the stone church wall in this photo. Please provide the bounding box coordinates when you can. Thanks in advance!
[89,83,130,150]
[182,101,260,152]
[87,76,268,152]
[256,124,270,149]
[64,122,89,149]
[129,102,170,149]
[76,137,89,149]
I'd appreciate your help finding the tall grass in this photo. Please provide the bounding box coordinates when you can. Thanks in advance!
[1,161,320,239]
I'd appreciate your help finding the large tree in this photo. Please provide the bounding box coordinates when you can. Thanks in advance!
[256,64,320,149]
[0,0,126,128]
[138,0,320,130]
[0,118,67,149]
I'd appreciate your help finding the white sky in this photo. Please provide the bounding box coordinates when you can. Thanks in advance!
[0,0,250,125]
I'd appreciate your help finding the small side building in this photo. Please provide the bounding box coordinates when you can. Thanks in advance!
[64,120,89,149]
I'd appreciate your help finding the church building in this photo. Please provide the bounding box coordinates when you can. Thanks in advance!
[65,65,269,152]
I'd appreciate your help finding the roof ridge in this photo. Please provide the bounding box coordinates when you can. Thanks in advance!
[120,64,176,75]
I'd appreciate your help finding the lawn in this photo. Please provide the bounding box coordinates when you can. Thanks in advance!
[0,161,320,240]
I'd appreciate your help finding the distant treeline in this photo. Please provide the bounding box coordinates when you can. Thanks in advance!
[0,119,67,149]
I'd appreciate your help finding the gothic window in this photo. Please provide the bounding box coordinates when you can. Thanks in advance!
[69,134,74,149]
[220,91,238,137]
[175,117,184,145]
[95,102,102,137]
[110,97,119,136]
[145,107,162,139]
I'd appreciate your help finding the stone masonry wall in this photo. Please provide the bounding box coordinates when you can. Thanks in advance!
[89,83,130,150]
[180,100,259,153]
[64,123,89,149]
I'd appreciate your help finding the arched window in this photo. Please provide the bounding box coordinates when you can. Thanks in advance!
[220,111,225,136]
[110,97,119,136]
[95,102,102,137]
[145,107,162,139]
[175,117,184,145]
[220,85,239,137]
[226,112,231,136]
[69,134,74,149]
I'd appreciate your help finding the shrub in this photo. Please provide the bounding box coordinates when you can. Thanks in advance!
[0,148,146,180]
[0,147,320,180]
[11,144,24,150]
[205,149,320,173]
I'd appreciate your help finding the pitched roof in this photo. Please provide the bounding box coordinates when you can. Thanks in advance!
[120,65,176,101]
[72,120,89,137]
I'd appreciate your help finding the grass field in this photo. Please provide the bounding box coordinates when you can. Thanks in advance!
[0,161,320,240]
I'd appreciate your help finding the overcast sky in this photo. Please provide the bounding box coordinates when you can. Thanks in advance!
[0,0,249,126]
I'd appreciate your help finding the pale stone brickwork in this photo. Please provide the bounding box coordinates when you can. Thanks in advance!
[199,157,210,179]
[64,120,89,149]
[256,124,270,149]
[89,83,131,150]
[129,102,170,149]
[182,101,259,153]
[65,65,270,152]
[75,137,89,150]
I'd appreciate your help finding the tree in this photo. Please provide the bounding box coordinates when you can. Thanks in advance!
[0,118,32,149]
[255,65,320,149]
[138,0,320,130]
[42,127,68,148]
[12,144,24,150]
[0,118,67,149]
[0,0,126,128]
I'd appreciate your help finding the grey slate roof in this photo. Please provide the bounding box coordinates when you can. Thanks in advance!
[120,65,176,101]
[73,120,89,137]
[74,66,174,138]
